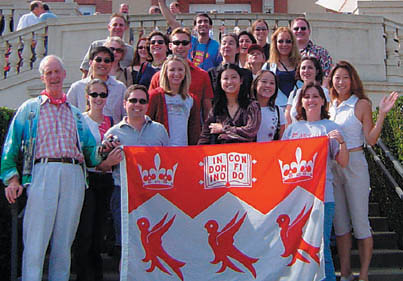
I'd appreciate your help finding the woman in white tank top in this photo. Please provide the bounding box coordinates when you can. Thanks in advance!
[328,61,398,281]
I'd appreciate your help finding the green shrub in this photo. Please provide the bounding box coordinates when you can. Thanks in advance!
[368,95,403,248]
[0,107,16,281]
[374,96,403,163]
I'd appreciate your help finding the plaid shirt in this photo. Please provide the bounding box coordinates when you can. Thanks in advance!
[301,40,333,77]
[35,98,84,162]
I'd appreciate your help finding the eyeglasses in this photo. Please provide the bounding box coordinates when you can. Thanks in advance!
[293,26,307,31]
[137,46,146,50]
[172,40,190,46]
[150,39,165,45]
[255,27,268,32]
[94,57,112,63]
[128,98,148,104]
[89,92,108,98]
[277,39,292,44]
[109,47,124,53]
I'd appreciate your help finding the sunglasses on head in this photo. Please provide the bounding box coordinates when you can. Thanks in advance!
[94,57,112,63]
[293,26,307,31]
[109,47,124,53]
[172,40,190,46]
[150,39,165,45]
[277,39,292,44]
[128,98,148,104]
[89,92,108,98]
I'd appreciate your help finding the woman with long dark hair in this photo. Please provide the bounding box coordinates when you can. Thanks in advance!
[125,37,149,86]
[198,63,261,144]
[329,61,398,281]
[251,70,285,141]
[285,56,328,124]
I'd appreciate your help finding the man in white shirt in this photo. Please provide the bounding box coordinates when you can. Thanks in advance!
[68,46,126,124]
[17,1,44,31]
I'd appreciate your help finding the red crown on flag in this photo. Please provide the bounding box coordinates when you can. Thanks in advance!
[278,147,317,184]
[137,153,178,189]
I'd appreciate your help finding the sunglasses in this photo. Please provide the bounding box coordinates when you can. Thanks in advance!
[137,46,146,50]
[150,39,165,45]
[255,27,267,32]
[110,47,124,53]
[128,98,148,104]
[277,39,292,44]
[172,40,190,46]
[89,92,108,98]
[293,26,307,31]
[94,57,112,63]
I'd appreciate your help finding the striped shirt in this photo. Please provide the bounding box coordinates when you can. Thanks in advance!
[35,98,84,162]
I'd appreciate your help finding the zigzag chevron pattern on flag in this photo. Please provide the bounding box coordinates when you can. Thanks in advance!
[120,137,328,281]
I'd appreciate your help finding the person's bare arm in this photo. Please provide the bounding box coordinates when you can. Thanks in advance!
[158,0,180,29]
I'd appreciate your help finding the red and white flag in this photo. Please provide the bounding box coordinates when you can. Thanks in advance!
[120,137,328,281]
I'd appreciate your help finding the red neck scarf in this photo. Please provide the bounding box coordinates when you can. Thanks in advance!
[41,90,67,105]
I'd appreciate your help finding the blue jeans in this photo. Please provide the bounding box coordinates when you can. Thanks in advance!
[323,202,336,281]
[110,185,122,246]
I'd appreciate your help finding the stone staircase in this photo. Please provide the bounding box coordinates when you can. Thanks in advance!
[40,202,403,281]
[334,202,403,281]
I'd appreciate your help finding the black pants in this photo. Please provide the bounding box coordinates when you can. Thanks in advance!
[74,172,114,281]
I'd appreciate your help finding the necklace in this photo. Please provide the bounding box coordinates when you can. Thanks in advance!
[152,61,164,68]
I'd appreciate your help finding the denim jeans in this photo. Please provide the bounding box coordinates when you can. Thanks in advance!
[323,202,336,281]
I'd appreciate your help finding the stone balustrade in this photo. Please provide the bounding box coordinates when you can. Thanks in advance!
[0,12,401,108]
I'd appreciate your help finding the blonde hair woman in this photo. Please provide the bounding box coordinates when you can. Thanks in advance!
[103,36,127,84]
[147,55,198,146]
[263,27,301,108]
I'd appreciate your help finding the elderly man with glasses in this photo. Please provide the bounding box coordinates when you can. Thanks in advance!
[1,55,104,281]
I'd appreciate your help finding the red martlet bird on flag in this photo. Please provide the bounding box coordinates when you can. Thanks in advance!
[276,205,320,266]
[205,212,259,278]
[137,214,185,280]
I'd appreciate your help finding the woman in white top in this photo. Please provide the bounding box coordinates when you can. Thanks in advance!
[282,82,348,281]
[74,79,122,281]
[147,55,198,146]
[329,61,398,281]
[285,56,329,125]
[251,70,285,141]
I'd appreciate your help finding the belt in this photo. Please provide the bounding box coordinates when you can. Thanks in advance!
[34,157,81,165]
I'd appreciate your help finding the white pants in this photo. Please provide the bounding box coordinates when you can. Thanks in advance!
[22,162,85,281]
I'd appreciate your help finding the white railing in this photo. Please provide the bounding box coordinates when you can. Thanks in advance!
[0,22,47,78]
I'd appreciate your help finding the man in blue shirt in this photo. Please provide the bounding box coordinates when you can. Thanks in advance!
[189,13,221,71]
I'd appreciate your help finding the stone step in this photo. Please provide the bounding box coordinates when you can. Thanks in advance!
[369,216,389,232]
[336,267,403,281]
[351,232,398,250]
[334,249,403,269]
[369,202,381,217]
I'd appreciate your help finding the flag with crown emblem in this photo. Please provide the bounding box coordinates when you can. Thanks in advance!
[120,137,328,281]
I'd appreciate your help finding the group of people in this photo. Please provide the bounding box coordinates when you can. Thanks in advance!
[16,0,56,31]
[1,4,400,281]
